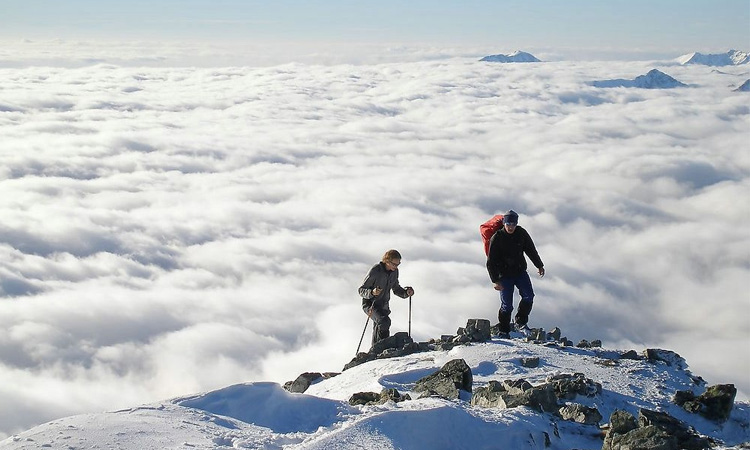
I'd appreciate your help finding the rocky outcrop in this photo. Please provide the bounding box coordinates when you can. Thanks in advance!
[558,403,603,425]
[602,409,714,450]
[548,373,602,399]
[471,379,559,413]
[674,384,737,422]
[283,372,339,393]
[343,332,430,371]
[349,388,411,406]
[414,359,473,400]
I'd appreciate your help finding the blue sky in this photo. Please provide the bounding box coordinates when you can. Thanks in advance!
[2,0,748,54]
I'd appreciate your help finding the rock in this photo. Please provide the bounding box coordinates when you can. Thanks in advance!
[675,384,737,423]
[603,408,715,450]
[348,388,411,406]
[547,327,562,341]
[462,319,491,342]
[414,358,473,400]
[471,381,507,408]
[370,332,413,356]
[348,391,381,406]
[619,350,640,360]
[283,372,323,393]
[473,379,557,413]
[577,339,591,348]
[520,357,540,368]
[558,403,603,425]
[529,328,546,341]
[643,348,686,369]
[638,409,713,449]
[342,332,426,371]
[608,425,678,450]
[547,373,602,399]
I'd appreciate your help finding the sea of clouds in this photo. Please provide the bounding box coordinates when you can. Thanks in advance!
[0,47,748,438]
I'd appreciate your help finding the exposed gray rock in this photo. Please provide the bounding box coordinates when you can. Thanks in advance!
[620,350,640,360]
[558,403,603,425]
[283,372,323,393]
[643,348,686,369]
[471,379,558,413]
[547,373,602,399]
[674,384,737,423]
[520,357,540,368]
[348,388,411,406]
[414,358,473,400]
[547,327,562,341]
[343,332,430,371]
[462,318,492,342]
[603,408,713,450]
[503,379,533,395]
[528,328,546,341]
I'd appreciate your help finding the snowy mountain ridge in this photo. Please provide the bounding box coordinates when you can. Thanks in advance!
[677,50,750,66]
[589,69,688,89]
[2,322,748,450]
[480,50,541,63]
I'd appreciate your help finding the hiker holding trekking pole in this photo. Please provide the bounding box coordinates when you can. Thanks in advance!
[358,250,415,349]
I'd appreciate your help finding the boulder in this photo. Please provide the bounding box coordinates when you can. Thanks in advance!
[547,373,602,399]
[414,358,473,400]
[283,372,323,393]
[520,357,540,368]
[349,388,411,406]
[471,379,558,413]
[463,319,492,342]
[643,348,686,369]
[675,384,736,423]
[558,403,602,425]
[603,408,713,450]
[547,327,562,341]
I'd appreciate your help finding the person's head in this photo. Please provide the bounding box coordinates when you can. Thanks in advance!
[503,210,519,234]
[381,249,402,271]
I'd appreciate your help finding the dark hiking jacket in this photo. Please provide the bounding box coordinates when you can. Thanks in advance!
[359,262,408,312]
[486,225,544,283]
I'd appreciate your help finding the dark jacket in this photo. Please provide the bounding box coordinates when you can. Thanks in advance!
[486,225,544,283]
[359,262,408,312]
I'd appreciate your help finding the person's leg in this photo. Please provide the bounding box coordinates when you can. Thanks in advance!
[369,309,391,345]
[514,272,535,326]
[497,277,516,333]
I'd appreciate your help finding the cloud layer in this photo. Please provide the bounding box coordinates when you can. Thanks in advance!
[1,58,748,438]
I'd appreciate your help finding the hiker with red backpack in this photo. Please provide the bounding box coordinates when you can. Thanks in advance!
[358,249,415,347]
[484,210,545,338]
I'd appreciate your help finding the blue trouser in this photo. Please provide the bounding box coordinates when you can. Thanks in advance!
[497,272,534,332]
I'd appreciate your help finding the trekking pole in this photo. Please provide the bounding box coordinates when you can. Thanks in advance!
[355,306,374,356]
[408,295,412,337]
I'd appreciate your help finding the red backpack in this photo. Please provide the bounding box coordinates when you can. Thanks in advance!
[480,215,504,256]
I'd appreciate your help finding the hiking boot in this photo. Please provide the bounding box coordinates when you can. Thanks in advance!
[497,332,510,339]
[515,323,529,333]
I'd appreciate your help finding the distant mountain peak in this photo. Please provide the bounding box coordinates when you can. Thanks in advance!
[735,79,750,92]
[677,50,749,66]
[480,50,541,63]
[590,69,687,89]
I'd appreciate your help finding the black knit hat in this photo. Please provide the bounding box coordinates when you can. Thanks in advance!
[503,210,519,224]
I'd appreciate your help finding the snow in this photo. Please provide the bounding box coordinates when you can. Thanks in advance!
[2,334,748,449]
[589,69,688,88]
[480,50,541,63]
[677,50,750,66]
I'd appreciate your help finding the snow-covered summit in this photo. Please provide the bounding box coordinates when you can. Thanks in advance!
[480,50,541,63]
[677,50,750,66]
[1,325,747,450]
[590,69,687,89]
